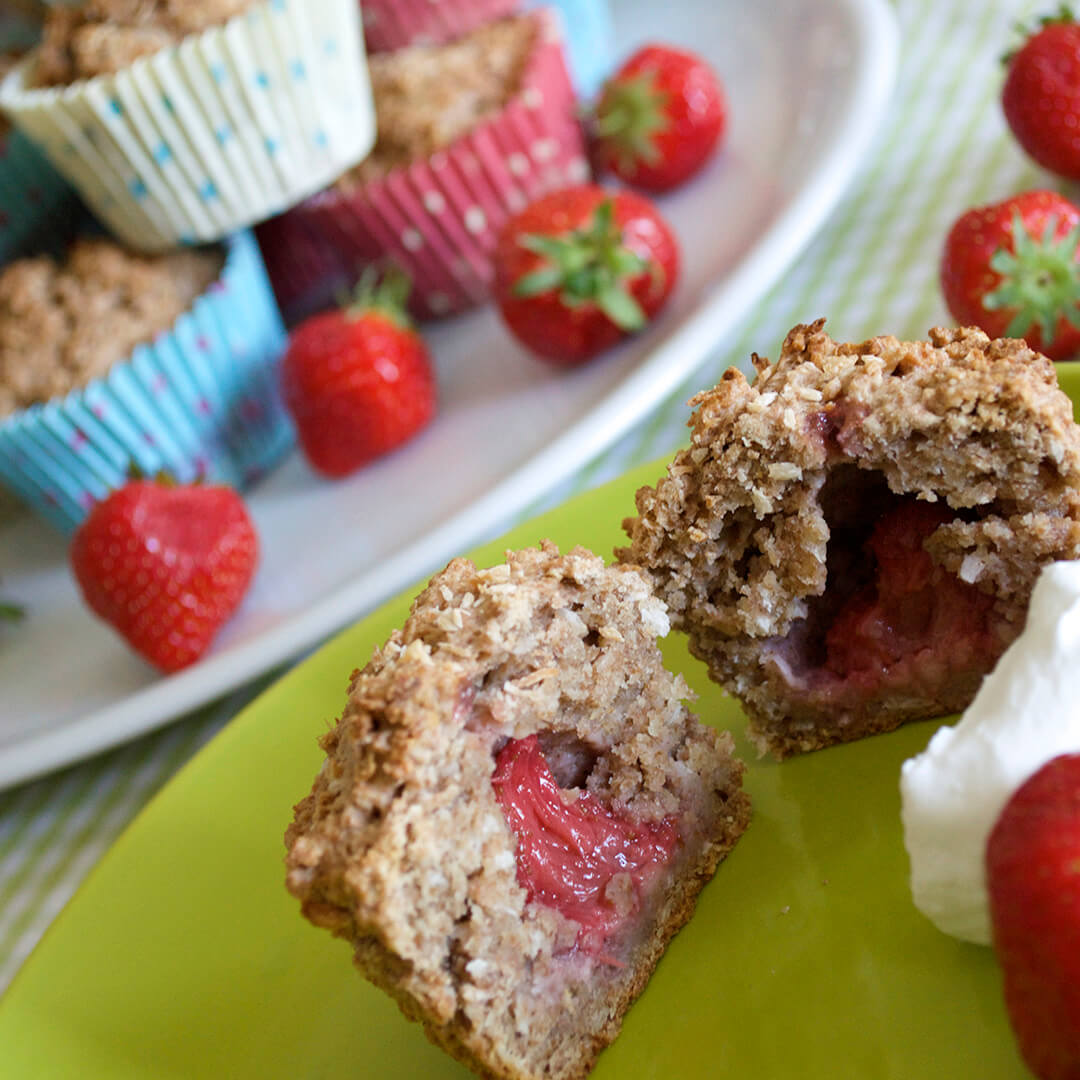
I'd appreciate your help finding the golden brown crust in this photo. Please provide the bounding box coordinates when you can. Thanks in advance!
[33,0,254,85]
[618,321,1080,758]
[285,543,750,1080]
[0,237,222,416]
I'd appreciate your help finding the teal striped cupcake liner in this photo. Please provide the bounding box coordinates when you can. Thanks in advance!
[0,229,293,534]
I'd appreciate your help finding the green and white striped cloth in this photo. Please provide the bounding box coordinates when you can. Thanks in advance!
[0,0,1057,994]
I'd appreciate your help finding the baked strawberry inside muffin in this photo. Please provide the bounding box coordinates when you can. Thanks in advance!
[621,322,1080,758]
[285,543,749,1080]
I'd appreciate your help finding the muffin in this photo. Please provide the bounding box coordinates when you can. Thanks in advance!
[285,542,750,1080]
[256,9,590,323]
[619,321,1080,759]
[0,0,375,252]
[0,229,291,533]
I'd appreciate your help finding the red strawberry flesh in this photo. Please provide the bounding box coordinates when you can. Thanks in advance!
[491,734,679,959]
[824,500,996,682]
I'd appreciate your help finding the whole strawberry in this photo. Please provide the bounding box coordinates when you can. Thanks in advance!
[493,184,679,365]
[593,44,726,192]
[71,480,258,673]
[1003,11,1080,180]
[940,189,1080,361]
[282,271,436,477]
[987,753,1080,1080]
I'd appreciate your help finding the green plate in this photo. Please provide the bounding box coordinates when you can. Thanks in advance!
[7,368,1080,1079]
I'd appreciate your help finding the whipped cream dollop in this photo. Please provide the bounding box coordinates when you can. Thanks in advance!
[900,560,1080,945]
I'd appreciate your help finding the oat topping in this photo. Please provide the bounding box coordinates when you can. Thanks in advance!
[0,237,223,416]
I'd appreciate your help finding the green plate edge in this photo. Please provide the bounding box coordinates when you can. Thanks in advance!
[4,366,1079,1079]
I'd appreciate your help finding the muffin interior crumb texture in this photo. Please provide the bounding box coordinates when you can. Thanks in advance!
[32,0,255,85]
[284,543,750,1080]
[338,14,538,185]
[0,237,223,416]
[619,320,1080,758]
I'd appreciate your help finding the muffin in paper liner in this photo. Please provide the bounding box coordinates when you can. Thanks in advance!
[360,0,521,52]
[256,7,590,323]
[0,229,293,535]
[0,0,376,254]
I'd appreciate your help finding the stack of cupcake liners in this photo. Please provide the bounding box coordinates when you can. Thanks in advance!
[257,6,595,323]
[0,0,376,251]
[0,230,292,534]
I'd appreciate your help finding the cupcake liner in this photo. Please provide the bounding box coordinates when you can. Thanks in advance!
[0,230,293,534]
[258,7,590,323]
[359,0,522,52]
[0,0,376,253]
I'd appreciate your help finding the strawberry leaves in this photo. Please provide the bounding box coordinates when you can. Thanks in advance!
[984,211,1080,343]
[512,198,649,331]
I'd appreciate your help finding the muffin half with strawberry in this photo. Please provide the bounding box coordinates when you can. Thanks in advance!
[285,542,749,1080]
[620,321,1080,758]
[256,8,589,323]
[0,228,291,533]
[0,0,375,252]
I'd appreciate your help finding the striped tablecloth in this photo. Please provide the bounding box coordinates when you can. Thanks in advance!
[0,0,1054,995]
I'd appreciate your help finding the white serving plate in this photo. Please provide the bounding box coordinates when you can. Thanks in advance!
[0,0,897,788]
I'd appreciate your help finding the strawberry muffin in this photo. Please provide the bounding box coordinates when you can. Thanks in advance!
[285,542,750,1080]
[619,321,1080,758]
[0,0,374,251]
[0,229,290,533]
[256,10,589,322]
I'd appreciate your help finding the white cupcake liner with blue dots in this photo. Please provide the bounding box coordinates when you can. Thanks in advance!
[0,230,293,534]
[0,0,375,253]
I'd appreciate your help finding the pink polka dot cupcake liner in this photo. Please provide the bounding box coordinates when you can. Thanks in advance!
[0,230,293,534]
[256,6,590,323]
[359,0,521,52]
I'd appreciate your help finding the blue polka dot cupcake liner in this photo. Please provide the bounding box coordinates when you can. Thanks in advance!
[0,0,376,253]
[0,230,293,535]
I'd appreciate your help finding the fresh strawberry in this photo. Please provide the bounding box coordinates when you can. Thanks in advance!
[592,44,726,192]
[987,753,1080,1080]
[282,271,436,477]
[70,480,258,673]
[940,189,1080,361]
[493,184,679,365]
[1003,12,1080,180]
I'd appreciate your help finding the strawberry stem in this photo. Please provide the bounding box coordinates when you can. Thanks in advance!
[1003,4,1075,63]
[594,71,670,171]
[983,211,1080,344]
[344,265,415,329]
[513,199,648,331]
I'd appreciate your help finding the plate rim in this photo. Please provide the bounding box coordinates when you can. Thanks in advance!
[0,0,899,790]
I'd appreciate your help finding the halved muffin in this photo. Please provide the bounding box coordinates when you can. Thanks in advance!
[619,321,1080,759]
[284,542,749,1080]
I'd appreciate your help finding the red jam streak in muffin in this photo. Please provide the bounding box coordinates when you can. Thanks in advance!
[824,501,995,681]
[492,735,678,958]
